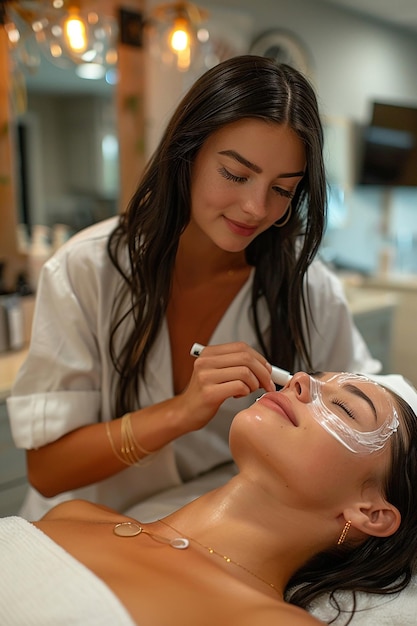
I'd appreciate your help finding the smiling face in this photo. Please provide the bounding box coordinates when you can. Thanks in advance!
[188,118,306,252]
[229,371,399,509]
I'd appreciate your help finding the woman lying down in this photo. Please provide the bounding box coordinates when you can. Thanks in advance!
[2,370,417,626]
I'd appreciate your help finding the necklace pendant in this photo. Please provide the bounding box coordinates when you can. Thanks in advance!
[113,522,143,537]
[170,537,189,550]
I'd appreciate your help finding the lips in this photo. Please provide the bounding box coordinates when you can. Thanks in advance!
[224,217,258,237]
[257,392,298,426]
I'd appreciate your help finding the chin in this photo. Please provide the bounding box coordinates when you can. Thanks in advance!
[229,406,271,461]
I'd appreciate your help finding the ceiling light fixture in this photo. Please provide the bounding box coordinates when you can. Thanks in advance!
[1,1,211,79]
[148,2,209,72]
[2,0,118,78]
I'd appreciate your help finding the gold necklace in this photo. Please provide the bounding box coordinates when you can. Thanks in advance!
[113,519,279,594]
[158,519,279,594]
[113,519,281,595]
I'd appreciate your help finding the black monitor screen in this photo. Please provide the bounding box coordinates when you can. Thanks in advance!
[359,102,417,186]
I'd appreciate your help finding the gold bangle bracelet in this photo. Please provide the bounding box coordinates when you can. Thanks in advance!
[106,415,155,467]
[105,421,131,467]
[122,412,153,456]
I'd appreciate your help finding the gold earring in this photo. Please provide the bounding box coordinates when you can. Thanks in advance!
[272,204,292,228]
[337,520,352,545]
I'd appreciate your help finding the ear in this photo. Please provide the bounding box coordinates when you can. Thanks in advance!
[344,497,401,538]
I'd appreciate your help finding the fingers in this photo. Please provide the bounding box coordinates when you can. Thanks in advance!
[192,342,276,394]
[179,342,276,432]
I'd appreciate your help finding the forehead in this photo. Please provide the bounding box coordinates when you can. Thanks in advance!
[201,119,305,163]
[212,118,301,142]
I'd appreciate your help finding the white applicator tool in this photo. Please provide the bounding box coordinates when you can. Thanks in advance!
[190,343,292,386]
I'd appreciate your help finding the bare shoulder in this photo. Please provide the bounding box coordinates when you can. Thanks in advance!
[39,499,127,523]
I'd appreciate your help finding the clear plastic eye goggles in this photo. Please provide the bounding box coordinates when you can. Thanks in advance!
[308,373,399,455]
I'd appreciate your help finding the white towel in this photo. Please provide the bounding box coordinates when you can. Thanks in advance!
[0,517,135,625]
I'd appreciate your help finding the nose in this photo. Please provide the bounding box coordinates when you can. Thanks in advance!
[289,371,312,404]
[241,187,268,220]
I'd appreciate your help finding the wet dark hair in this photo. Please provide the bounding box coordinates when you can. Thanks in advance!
[108,55,327,416]
[286,392,417,625]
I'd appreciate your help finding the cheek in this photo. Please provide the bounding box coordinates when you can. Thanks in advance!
[191,172,230,216]
[296,423,363,480]
[285,431,366,507]
[301,448,353,482]
[268,200,292,225]
[299,425,387,495]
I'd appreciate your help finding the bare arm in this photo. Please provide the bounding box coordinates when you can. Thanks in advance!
[27,395,189,497]
[27,342,275,497]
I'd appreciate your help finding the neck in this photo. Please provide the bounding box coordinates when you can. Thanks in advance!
[159,473,323,594]
[175,222,249,285]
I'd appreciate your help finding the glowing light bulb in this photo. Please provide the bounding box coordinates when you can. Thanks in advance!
[64,13,87,53]
[168,17,191,70]
[170,27,189,52]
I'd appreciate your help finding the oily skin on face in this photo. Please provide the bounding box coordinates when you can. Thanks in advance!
[229,372,396,510]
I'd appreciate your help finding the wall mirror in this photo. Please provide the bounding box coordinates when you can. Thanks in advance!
[13,51,119,239]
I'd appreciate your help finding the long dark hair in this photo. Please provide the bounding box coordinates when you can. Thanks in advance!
[286,393,417,625]
[108,55,327,416]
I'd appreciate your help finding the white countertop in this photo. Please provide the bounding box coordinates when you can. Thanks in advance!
[344,287,398,315]
[363,273,417,292]
[337,269,417,293]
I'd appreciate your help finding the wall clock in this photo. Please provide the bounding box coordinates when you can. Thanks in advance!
[249,29,313,78]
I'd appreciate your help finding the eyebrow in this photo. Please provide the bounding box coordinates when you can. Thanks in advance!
[218,150,305,178]
[345,384,378,423]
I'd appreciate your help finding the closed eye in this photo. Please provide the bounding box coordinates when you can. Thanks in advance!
[332,398,356,420]
[219,167,295,199]
[218,166,247,183]
[273,186,294,199]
